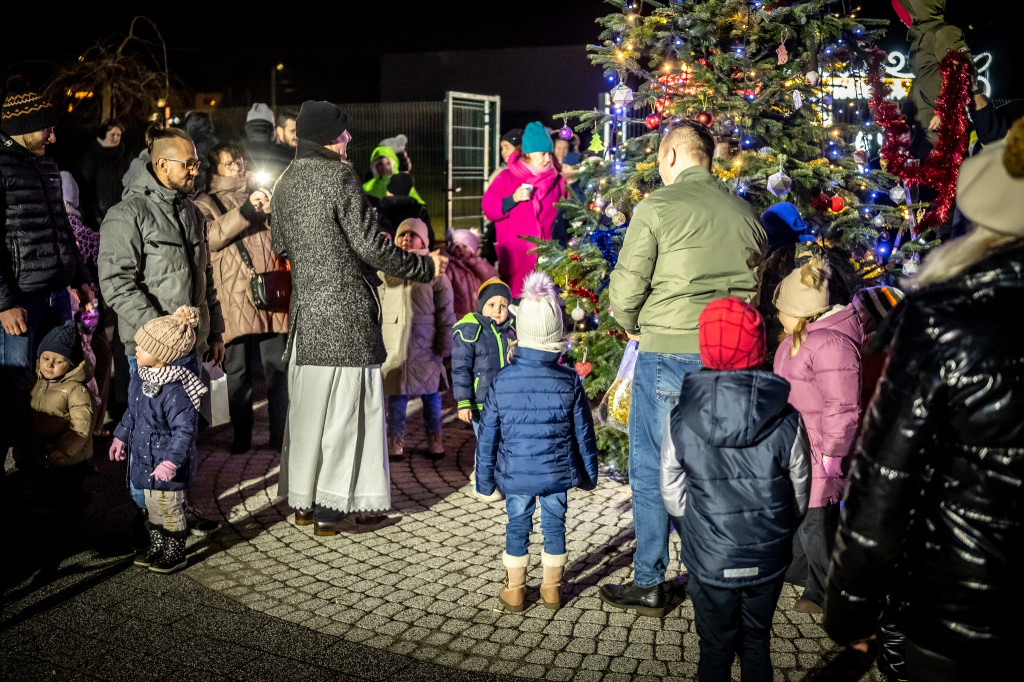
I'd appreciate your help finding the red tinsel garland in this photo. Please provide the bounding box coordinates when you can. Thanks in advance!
[867,47,973,232]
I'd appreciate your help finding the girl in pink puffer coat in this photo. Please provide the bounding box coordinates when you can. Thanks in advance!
[772,257,863,614]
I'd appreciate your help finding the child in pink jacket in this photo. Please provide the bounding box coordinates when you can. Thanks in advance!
[481,122,566,298]
[772,257,862,614]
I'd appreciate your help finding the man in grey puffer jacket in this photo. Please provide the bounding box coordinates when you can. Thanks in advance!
[99,126,225,367]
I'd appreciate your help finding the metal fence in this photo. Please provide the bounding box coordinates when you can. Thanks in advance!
[447,93,501,232]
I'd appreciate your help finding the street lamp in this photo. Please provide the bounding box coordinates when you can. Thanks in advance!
[271,63,284,110]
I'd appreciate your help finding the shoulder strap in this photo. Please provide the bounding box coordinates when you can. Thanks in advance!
[234,238,255,271]
[209,193,228,215]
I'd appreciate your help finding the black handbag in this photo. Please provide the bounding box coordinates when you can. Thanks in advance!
[235,240,292,312]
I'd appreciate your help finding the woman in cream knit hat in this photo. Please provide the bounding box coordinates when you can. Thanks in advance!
[109,306,208,574]
[772,257,863,615]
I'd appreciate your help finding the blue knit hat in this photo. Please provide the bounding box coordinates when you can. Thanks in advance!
[521,122,553,154]
[760,202,814,254]
[37,321,82,366]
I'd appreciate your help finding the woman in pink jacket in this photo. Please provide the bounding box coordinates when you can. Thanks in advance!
[481,122,566,297]
[772,257,862,614]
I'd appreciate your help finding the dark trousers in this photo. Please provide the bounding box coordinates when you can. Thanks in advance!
[688,574,786,682]
[223,333,288,448]
[0,289,72,458]
[792,503,840,605]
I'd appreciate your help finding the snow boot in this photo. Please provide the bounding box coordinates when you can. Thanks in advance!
[149,527,189,574]
[499,552,529,612]
[134,522,166,567]
[539,551,568,610]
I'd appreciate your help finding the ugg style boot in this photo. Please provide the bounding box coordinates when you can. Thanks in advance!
[539,551,568,610]
[149,528,189,574]
[388,436,404,461]
[499,552,529,612]
[426,432,445,460]
[468,469,504,502]
[133,522,166,567]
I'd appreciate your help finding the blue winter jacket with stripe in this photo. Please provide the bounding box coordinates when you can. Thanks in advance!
[475,347,599,497]
[114,354,201,492]
[661,369,811,588]
[451,312,516,411]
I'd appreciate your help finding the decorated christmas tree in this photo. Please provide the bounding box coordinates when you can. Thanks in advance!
[530,0,942,472]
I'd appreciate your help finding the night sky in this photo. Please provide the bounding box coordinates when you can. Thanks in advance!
[3,1,1022,108]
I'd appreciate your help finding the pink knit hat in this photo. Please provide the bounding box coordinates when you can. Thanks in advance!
[450,229,479,253]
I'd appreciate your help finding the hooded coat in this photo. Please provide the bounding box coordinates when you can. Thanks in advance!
[29,356,95,465]
[481,150,566,297]
[825,244,1024,663]
[98,165,224,355]
[194,173,289,344]
[661,369,810,588]
[115,354,201,492]
[363,146,424,204]
[773,305,862,507]
[451,311,516,411]
[475,347,599,497]
[444,248,498,319]
[378,267,455,397]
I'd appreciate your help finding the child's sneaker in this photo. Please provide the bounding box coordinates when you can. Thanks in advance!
[184,502,222,536]
[426,433,445,460]
[149,528,189,574]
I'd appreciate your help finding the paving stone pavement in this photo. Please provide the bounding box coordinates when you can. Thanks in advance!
[3,396,881,681]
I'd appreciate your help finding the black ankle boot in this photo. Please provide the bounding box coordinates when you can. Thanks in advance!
[149,528,189,574]
[598,581,666,617]
[134,522,165,567]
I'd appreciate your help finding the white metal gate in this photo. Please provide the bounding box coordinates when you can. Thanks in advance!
[446,92,501,233]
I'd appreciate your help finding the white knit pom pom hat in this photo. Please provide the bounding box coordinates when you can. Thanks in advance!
[516,271,565,352]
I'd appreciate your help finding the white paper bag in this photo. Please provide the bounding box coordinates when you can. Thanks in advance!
[200,361,230,427]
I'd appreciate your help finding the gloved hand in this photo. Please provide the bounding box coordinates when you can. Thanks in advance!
[150,460,179,482]
[109,437,127,462]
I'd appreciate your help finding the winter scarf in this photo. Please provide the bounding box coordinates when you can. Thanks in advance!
[505,151,563,210]
[137,365,207,409]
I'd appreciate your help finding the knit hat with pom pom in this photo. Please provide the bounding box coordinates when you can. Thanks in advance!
[1,75,56,136]
[956,118,1024,237]
[772,256,832,319]
[134,306,199,364]
[515,271,565,352]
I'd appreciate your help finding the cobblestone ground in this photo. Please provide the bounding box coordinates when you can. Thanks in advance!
[183,399,880,682]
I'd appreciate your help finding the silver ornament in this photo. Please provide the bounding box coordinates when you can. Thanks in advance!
[890,186,907,205]
[571,306,586,322]
[593,194,606,209]
[873,214,885,227]
[768,171,792,197]
[605,205,619,218]
[610,83,634,108]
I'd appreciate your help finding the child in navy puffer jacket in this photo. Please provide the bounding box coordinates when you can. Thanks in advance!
[475,271,599,612]
[109,306,207,574]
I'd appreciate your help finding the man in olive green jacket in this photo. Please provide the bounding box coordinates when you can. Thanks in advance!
[599,121,766,616]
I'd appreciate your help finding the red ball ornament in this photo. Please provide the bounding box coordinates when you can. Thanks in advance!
[811,193,830,212]
[645,112,662,130]
[695,111,713,126]
[829,195,845,213]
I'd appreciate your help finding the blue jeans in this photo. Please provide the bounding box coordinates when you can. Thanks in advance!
[629,351,702,588]
[387,392,442,438]
[505,492,568,556]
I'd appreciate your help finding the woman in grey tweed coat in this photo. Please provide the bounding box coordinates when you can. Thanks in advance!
[271,101,446,534]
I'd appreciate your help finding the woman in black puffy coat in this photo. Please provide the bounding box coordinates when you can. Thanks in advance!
[823,123,1024,681]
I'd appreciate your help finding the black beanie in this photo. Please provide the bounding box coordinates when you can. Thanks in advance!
[477,278,512,314]
[296,100,349,145]
[389,172,414,196]
[501,128,523,147]
[37,322,82,366]
[1,75,56,136]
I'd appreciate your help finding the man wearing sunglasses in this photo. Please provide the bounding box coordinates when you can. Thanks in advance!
[99,125,226,536]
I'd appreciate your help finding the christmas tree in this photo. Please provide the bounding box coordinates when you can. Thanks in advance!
[531,0,936,472]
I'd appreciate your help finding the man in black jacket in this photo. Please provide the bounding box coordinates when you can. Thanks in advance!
[0,78,92,461]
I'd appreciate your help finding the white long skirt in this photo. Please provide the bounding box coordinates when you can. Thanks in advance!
[279,345,390,513]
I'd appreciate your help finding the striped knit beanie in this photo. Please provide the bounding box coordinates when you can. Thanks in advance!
[852,286,905,324]
[1,76,56,136]
[134,306,199,364]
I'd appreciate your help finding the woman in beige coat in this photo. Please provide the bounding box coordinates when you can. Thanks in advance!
[380,219,455,460]
[195,143,289,453]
